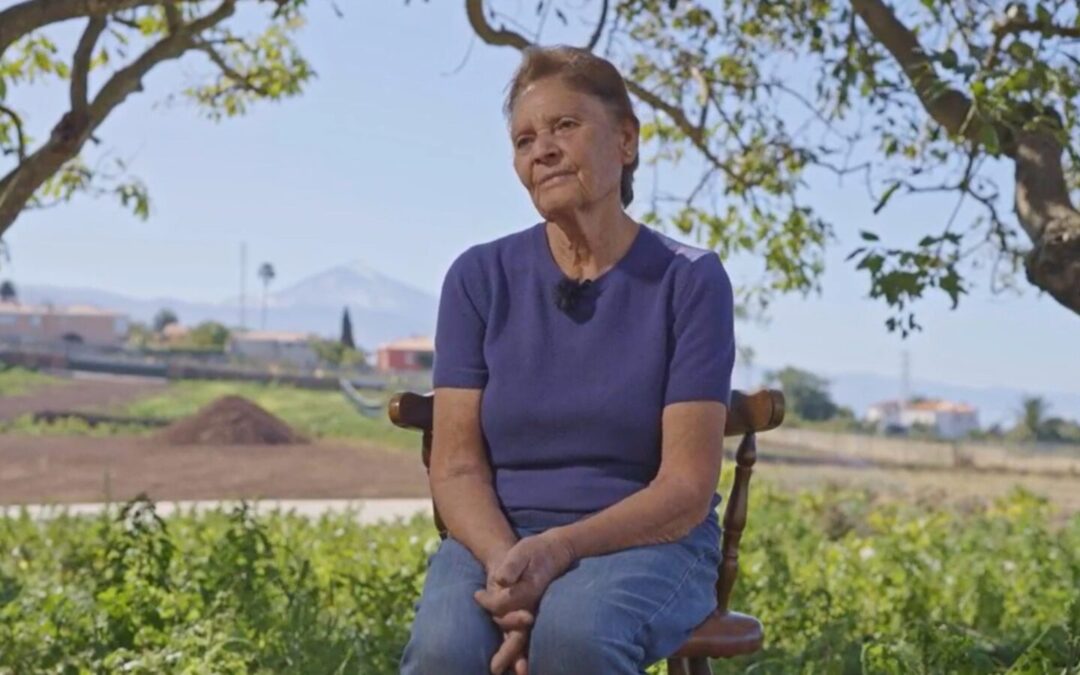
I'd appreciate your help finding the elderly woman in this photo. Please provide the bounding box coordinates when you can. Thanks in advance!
[400,45,735,675]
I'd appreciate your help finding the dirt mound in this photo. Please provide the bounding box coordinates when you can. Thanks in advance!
[156,395,308,445]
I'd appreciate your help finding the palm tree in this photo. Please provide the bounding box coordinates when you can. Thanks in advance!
[257,262,276,330]
[0,279,16,303]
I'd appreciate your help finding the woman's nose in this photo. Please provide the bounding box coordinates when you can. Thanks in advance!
[532,132,560,162]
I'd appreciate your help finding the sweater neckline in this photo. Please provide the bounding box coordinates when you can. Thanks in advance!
[533,220,647,291]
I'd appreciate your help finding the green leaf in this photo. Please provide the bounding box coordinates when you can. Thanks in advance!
[979,125,1001,155]
[1008,41,1034,62]
[859,230,880,242]
[857,253,884,274]
[940,49,958,70]
[873,183,901,214]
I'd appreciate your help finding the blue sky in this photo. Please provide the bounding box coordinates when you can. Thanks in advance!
[2,2,1078,400]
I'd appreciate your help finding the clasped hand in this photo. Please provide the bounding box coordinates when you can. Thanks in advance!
[475,531,575,675]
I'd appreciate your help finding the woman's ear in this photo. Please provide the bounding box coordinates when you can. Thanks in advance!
[621,118,640,165]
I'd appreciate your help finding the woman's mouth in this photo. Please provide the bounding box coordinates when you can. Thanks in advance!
[539,172,574,187]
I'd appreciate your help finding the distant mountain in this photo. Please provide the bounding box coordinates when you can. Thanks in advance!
[19,260,437,349]
[740,363,1080,428]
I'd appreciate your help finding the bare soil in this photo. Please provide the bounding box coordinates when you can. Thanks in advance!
[156,395,307,445]
[1,377,1075,516]
[0,435,430,504]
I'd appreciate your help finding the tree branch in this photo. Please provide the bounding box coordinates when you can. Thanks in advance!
[71,16,106,114]
[163,1,183,32]
[849,0,975,141]
[0,0,161,61]
[465,0,530,49]
[88,0,237,127]
[0,0,237,240]
[850,0,1080,315]
[984,9,1080,69]
[0,105,28,162]
[585,0,608,51]
[197,42,270,95]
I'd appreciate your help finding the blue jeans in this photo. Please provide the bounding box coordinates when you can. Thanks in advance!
[399,515,721,675]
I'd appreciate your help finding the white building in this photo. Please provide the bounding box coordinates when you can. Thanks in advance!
[867,399,980,439]
[227,330,320,369]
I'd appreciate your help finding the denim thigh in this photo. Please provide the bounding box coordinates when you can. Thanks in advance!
[527,515,721,674]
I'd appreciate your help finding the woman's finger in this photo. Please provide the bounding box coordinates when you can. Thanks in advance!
[475,584,529,616]
[514,652,529,675]
[490,630,528,675]
[493,609,534,631]
[492,548,529,586]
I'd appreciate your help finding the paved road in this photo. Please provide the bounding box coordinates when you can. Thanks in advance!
[2,498,433,524]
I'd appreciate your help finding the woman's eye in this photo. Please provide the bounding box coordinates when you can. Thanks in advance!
[556,119,577,131]
[515,136,533,150]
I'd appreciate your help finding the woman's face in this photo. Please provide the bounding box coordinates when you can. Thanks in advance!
[509,76,637,218]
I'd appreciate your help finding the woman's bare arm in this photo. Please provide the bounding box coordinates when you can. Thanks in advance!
[429,387,519,571]
[539,400,726,561]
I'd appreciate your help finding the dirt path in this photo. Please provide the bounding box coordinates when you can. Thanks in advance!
[0,373,168,422]
[2,428,1074,517]
[0,435,430,504]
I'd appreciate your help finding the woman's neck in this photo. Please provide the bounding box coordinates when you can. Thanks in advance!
[546,207,638,281]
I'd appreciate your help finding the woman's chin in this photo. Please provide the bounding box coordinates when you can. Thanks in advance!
[534,195,584,218]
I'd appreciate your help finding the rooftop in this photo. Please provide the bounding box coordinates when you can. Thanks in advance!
[870,398,977,414]
[380,335,434,351]
[0,301,125,317]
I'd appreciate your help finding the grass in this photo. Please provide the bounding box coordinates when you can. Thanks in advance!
[0,376,420,449]
[0,414,154,437]
[115,379,420,448]
[0,366,60,396]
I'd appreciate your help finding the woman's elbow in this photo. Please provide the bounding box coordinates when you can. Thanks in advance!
[656,477,716,538]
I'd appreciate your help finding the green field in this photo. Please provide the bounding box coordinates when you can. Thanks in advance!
[1,480,1076,674]
[1,378,419,449]
[0,365,60,397]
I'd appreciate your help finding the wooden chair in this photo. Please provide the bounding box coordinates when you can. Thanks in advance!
[389,388,786,675]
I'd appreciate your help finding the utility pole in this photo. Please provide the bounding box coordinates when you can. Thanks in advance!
[900,349,910,404]
[239,242,247,330]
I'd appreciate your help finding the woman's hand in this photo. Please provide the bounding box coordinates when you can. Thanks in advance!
[481,547,535,675]
[475,531,576,673]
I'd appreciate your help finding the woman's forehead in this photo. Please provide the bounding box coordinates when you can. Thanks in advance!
[511,84,598,126]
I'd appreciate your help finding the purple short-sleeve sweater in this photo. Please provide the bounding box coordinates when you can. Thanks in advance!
[433,222,736,529]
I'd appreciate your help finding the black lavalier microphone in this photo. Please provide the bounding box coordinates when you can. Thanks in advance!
[554,277,593,312]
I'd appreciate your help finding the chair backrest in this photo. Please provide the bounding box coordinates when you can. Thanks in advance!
[389,388,785,614]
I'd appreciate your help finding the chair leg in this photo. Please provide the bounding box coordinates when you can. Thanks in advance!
[667,656,712,675]
[688,656,713,675]
[667,658,690,675]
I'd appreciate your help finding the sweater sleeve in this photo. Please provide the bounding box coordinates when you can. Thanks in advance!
[663,253,736,408]
[432,247,489,389]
